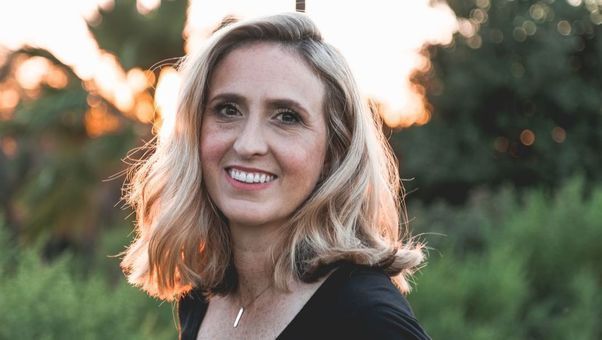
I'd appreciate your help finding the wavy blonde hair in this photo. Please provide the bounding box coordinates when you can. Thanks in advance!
[120,12,424,301]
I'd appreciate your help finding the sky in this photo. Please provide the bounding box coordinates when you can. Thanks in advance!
[0,0,458,128]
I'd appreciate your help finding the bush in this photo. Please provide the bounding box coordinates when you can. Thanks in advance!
[0,222,175,340]
[2,177,600,339]
[408,177,602,340]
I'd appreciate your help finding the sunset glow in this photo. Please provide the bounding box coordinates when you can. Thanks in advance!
[0,0,147,135]
[184,0,457,128]
[0,0,458,135]
[154,67,181,139]
[306,0,456,127]
[185,0,293,53]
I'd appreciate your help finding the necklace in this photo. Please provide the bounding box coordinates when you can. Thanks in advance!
[233,284,272,328]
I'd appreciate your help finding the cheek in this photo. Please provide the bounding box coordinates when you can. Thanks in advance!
[200,126,229,172]
[282,138,327,183]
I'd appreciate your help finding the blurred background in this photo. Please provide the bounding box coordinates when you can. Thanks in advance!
[0,0,600,339]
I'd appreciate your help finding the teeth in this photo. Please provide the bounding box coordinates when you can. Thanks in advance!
[228,168,275,184]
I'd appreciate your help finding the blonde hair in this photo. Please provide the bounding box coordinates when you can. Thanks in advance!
[120,12,424,301]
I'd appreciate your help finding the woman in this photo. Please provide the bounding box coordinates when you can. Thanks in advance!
[121,13,430,340]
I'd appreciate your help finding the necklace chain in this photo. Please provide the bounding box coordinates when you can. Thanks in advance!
[233,284,272,328]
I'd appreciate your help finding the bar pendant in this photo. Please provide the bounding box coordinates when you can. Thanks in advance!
[233,307,244,328]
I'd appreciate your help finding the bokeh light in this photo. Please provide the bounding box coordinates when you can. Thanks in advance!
[15,56,50,90]
[137,0,161,15]
[494,136,510,153]
[557,20,572,35]
[552,126,567,143]
[0,88,20,117]
[154,67,181,138]
[85,106,121,137]
[520,129,536,146]
[0,136,18,158]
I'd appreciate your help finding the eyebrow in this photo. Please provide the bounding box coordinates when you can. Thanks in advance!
[207,92,312,116]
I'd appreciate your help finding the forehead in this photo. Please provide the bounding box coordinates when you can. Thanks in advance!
[207,42,325,113]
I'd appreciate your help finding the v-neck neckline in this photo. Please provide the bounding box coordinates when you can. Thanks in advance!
[276,264,347,338]
[189,264,348,339]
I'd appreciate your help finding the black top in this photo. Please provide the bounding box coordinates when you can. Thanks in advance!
[177,263,431,339]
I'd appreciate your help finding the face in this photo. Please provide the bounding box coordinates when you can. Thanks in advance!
[200,43,328,231]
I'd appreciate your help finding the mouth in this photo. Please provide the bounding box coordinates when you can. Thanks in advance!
[226,167,278,184]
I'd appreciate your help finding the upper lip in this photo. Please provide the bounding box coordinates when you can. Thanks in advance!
[226,165,277,177]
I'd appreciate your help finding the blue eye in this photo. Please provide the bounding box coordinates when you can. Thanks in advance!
[275,110,301,124]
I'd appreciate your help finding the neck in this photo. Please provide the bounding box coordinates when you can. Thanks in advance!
[229,221,282,300]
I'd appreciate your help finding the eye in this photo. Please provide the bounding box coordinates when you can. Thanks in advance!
[214,102,241,118]
[274,109,302,125]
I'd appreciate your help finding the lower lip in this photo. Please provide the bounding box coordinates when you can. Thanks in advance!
[224,169,275,191]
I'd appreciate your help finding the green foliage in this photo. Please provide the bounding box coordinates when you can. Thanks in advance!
[397,0,602,203]
[408,177,602,340]
[90,0,186,69]
[0,3,188,336]
[0,54,142,244]
[0,220,175,340]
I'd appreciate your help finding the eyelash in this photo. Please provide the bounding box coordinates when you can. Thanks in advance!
[211,103,303,125]
[213,102,241,118]
[273,109,302,125]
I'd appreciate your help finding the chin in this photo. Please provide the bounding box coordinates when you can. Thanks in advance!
[224,211,279,228]
[233,218,276,228]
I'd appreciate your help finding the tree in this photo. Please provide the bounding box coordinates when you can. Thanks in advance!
[396,0,602,203]
[0,0,186,254]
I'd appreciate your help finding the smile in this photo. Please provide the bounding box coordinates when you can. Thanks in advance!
[227,168,276,184]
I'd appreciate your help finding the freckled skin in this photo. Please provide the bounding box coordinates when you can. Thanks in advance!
[200,42,327,233]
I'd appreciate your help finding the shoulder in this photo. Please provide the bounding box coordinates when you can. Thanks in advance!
[334,264,412,313]
[330,264,431,340]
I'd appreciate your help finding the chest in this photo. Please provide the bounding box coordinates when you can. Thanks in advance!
[196,283,322,340]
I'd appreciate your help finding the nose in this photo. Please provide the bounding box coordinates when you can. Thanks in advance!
[233,117,268,158]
